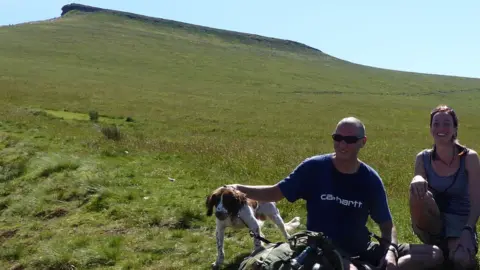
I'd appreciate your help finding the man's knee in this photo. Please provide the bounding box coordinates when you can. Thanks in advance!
[431,245,444,264]
[342,259,358,270]
[348,264,358,270]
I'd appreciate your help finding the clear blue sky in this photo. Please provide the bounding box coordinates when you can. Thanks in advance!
[1,0,479,78]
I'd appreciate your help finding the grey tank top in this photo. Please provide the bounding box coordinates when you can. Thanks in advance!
[422,149,470,216]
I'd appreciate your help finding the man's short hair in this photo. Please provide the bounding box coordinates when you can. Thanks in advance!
[336,117,366,138]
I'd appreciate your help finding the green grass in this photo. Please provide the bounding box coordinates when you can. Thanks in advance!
[1,5,480,269]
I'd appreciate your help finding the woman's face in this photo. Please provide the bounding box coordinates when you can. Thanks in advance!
[430,111,456,144]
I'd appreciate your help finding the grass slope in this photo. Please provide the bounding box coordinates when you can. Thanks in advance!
[1,5,480,269]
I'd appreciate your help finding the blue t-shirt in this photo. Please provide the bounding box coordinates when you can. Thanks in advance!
[278,154,392,255]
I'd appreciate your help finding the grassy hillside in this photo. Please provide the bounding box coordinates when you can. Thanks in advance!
[1,4,480,269]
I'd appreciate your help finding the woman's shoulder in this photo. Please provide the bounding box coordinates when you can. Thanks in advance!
[463,147,477,155]
[415,148,432,159]
[462,148,480,175]
[464,148,479,163]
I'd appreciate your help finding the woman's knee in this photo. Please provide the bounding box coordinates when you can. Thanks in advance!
[450,248,477,269]
[452,257,476,269]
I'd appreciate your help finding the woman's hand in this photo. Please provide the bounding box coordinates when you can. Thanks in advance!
[451,228,476,264]
[410,176,428,200]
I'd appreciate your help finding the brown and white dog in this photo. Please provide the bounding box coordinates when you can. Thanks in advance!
[206,186,301,269]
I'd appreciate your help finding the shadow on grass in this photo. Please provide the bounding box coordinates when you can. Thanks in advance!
[222,252,252,270]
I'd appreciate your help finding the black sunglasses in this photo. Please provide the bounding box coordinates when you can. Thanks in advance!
[332,134,363,144]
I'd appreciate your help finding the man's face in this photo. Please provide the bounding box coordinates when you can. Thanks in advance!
[332,123,365,160]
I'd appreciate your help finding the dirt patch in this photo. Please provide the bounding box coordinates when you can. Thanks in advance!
[1,228,18,239]
[9,263,24,270]
[34,208,69,219]
[103,228,129,235]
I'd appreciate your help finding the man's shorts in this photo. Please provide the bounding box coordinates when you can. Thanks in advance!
[350,241,410,270]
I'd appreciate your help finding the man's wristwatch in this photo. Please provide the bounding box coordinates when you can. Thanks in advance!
[388,245,399,259]
[463,225,475,234]
[462,225,476,236]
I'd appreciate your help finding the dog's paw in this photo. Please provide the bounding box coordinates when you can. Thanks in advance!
[285,216,301,231]
[211,262,221,270]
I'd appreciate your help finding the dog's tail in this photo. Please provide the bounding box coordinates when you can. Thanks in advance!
[284,216,301,232]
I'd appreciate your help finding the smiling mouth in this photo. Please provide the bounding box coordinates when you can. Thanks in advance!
[437,133,447,137]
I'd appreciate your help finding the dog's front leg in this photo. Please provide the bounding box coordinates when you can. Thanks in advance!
[251,221,262,249]
[212,221,226,269]
[269,213,290,240]
[239,207,262,249]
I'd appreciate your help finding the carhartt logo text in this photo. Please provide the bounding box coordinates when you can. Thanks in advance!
[320,194,363,208]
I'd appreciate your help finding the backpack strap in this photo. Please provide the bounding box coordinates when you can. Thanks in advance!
[249,230,272,244]
[237,213,273,244]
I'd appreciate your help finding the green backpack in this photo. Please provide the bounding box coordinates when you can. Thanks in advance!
[238,230,345,270]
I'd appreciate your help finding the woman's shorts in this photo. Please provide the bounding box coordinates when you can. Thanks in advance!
[413,212,478,255]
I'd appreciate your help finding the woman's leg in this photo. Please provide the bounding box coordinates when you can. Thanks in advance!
[397,243,444,270]
[409,190,443,242]
[448,237,478,270]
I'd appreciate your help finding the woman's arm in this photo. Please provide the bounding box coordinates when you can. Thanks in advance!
[411,151,429,199]
[465,150,480,228]
[413,150,428,179]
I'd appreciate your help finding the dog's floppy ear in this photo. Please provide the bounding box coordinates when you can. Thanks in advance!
[206,193,219,216]
[222,189,247,217]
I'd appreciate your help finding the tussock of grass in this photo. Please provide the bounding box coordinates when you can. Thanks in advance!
[38,162,80,178]
[0,243,24,261]
[0,136,36,182]
[21,153,81,180]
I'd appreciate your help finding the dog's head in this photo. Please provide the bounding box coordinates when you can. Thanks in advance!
[206,186,254,220]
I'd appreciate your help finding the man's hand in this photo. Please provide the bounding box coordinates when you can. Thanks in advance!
[222,184,284,202]
[224,184,238,190]
[383,250,398,270]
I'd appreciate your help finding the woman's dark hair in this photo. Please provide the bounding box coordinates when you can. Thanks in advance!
[430,104,467,158]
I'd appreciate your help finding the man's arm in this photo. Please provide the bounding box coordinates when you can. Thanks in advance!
[233,184,284,202]
[379,220,398,246]
[368,170,399,262]
[230,157,316,203]
[379,220,399,264]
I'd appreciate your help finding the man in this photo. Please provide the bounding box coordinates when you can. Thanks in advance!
[228,117,444,270]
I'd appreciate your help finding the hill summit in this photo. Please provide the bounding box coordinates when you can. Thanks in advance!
[60,3,324,55]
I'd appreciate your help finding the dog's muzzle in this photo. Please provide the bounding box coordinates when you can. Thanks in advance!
[215,203,229,220]
[215,211,229,220]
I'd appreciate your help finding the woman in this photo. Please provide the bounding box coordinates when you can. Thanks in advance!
[410,104,480,269]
